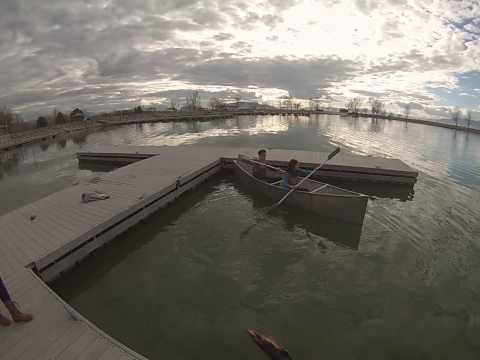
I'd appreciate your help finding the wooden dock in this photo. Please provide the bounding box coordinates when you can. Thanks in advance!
[0,147,234,359]
[79,145,418,184]
[0,145,417,359]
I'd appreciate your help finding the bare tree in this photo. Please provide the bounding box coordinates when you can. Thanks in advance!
[279,96,288,109]
[55,112,67,125]
[36,116,48,128]
[0,106,14,132]
[404,103,411,120]
[451,107,461,128]
[209,96,219,110]
[284,96,295,111]
[168,99,177,111]
[346,98,362,114]
[186,91,201,111]
[369,98,385,115]
[466,109,472,129]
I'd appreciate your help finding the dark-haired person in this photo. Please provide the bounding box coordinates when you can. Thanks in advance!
[282,159,310,190]
[0,276,33,326]
[253,149,268,179]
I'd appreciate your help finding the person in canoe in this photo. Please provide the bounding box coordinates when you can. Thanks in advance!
[283,159,310,190]
[252,149,268,180]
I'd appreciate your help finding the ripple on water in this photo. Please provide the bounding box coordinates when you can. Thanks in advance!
[11,114,480,359]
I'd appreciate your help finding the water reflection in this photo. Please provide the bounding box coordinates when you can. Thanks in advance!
[10,114,480,359]
[1,114,479,214]
[56,137,67,149]
[324,179,415,201]
[232,173,364,249]
[0,151,20,178]
[40,142,50,152]
[71,132,88,145]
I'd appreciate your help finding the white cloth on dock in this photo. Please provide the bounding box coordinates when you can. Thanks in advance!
[81,190,110,203]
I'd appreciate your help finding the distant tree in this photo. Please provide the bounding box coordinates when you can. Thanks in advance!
[133,106,143,113]
[0,106,14,132]
[369,98,385,115]
[36,116,48,128]
[288,96,295,111]
[404,103,411,120]
[451,107,461,128]
[346,98,362,114]
[209,96,219,110]
[186,91,201,111]
[294,103,301,111]
[466,109,472,129]
[168,99,178,111]
[55,112,67,125]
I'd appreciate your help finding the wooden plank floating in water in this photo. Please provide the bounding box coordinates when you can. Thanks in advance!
[0,144,418,360]
[79,145,419,184]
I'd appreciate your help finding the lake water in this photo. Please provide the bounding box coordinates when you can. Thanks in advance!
[2,115,480,359]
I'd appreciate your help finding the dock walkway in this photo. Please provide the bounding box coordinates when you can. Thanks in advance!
[0,146,260,360]
[79,145,418,184]
[0,145,417,359]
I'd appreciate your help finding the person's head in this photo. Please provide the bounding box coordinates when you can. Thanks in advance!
[288,159,299,174]
[258,149,267,161]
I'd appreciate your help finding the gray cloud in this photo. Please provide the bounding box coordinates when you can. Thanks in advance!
[213,33,235,41]
[0,0,478,119]
[231,41,253,53]
[355,0,379,14]
[178,55,359,97]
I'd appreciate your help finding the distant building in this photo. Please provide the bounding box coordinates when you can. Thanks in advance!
[70,108,85,121]
[179,105,208,112]
[223,101,277,111]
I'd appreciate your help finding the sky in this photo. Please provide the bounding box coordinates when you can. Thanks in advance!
[0,0,479,119]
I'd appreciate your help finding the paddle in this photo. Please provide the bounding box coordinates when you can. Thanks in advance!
[268,146,340,213]
[239,147,341,238]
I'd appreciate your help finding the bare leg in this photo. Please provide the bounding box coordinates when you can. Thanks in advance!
[5,301,33,323]
[0,277,32,324]
[0,277,12,326]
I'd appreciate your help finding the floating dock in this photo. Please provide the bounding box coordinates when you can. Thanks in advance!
[79,145,418,184]
[0,145,417,359]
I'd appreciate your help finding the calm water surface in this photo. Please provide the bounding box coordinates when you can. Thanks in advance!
[2,115,480,359]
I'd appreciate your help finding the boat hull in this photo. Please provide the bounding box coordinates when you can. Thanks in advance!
[234,160,368,225]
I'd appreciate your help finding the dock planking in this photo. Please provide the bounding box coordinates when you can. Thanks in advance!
[0,145,418,359]
[79,145,419,184]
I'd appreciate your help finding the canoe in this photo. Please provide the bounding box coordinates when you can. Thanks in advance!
[233,159,368,225]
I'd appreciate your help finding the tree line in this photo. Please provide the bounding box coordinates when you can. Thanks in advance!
[0,107,88,134]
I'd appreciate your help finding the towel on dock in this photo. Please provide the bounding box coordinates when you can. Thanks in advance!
[81,191,110,203]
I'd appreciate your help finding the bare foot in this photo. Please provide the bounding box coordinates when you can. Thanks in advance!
[0,312,12,326]
[5,302,33,323]
[11,310,33,323]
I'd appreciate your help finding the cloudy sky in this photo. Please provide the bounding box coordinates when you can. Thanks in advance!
[1,0,479,119]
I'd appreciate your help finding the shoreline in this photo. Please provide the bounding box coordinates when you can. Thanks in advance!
[1,109,478,153]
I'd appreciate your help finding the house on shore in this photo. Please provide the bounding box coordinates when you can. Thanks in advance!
[70,108,94,121]
[223,101,278,111]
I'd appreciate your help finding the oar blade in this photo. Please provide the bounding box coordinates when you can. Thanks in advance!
[328,147,341,160]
